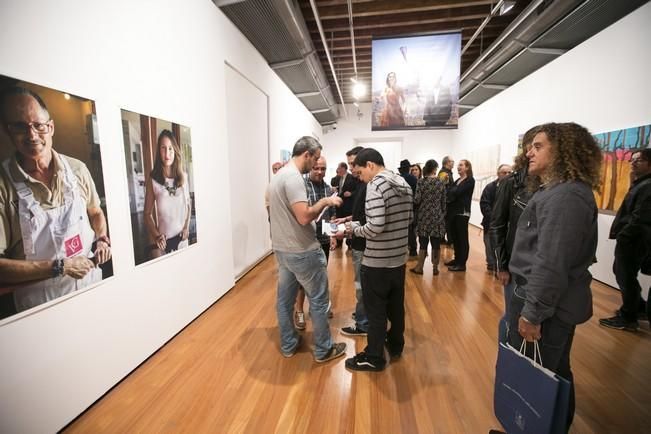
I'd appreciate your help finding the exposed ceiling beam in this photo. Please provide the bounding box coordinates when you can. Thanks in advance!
[300,0,495,21]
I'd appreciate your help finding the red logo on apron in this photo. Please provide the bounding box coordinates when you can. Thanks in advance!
[65,234,83,257]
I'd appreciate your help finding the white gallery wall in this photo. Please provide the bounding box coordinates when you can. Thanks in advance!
[454,2,651,289]
[0,0,319,432]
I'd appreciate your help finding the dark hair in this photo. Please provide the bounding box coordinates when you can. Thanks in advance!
[346,146,364,157]
[635,148,651,161]
[422,159,439,177]
[442,156,452,167]
[292,136,322,157]
[151,129,185,188]
[338,162,348,170]
[0,86,50,121]
[353,148,384,167]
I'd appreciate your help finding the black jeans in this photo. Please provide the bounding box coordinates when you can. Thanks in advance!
[418,236,441,251]
[408,223,417,254]
[508,285,576,431]
[451,215,470,266]
[613,241,645,321]
[361,264,406,363]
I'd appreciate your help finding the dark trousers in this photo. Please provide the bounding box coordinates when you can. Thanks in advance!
[450,215,470,266]
[361,264,406,363]
[445,213,454,244]
[320,242,330,262]
[508,285,576,431]
[408,223,417,255]
[613,242,645,321]
[418,236,441,251]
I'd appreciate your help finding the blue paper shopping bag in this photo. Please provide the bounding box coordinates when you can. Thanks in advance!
[494,342,571,434]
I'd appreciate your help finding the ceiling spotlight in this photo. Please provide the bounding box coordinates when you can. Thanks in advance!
[352,82,366,99]
[63,93,71,100]
[499,0,516,15]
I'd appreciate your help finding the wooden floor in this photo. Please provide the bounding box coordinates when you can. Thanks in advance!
[66,228,651,433]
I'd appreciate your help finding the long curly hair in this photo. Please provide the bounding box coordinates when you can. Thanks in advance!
[536,122,602,189]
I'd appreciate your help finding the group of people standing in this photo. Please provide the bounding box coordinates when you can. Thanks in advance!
[401,155,477,274]
[268,123,650,432]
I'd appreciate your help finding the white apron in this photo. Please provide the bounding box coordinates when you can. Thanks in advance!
[3,157,102,312]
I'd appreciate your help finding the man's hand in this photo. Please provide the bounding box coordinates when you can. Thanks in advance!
[518,316,541,342]
[328,196,343,207]
[497,271,511,286]
[64,256,95,279]
[332,217,349,224]
[94,240,112,265]
[329,237,338,250]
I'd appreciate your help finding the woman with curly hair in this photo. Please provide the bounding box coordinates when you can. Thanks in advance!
[501,122,602,432]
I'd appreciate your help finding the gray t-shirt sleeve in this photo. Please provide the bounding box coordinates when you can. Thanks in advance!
[286,173,309,206]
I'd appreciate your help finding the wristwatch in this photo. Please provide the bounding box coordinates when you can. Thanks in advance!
[52,259,65,277]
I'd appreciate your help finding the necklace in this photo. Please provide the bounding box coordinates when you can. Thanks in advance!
[164,179,177,196]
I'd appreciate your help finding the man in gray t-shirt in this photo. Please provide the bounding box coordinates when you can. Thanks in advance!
[268,136,346,363]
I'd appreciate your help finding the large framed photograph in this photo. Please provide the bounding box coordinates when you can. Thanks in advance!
[121,110,197,266]
[0,75,112,321]
[371,32,461,130]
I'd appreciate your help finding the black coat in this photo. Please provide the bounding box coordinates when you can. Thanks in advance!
[446,176,475,216]
[480,179,498,229]
[488,170,534,272]
[336,174,360,218]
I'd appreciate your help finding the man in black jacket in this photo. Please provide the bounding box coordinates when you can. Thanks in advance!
[480,164,512,272]
[489,127,539,343]
[600,148,651,332]
[398,159,418,257]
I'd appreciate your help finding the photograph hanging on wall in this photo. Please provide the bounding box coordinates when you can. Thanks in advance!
[121,110,197,266]
[0,74,112,322]
[594,123,650,213]
[371,32,461,131]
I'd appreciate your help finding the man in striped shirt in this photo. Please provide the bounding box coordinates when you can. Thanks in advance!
[343,148,413,371]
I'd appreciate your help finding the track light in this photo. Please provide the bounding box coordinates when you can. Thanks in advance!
[499,0,515,15]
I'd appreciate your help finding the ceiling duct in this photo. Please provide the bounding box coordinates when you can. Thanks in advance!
[215,0,339,125]
[458,0,649,115]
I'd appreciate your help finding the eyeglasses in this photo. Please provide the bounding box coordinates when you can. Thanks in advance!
[6,121,52,135]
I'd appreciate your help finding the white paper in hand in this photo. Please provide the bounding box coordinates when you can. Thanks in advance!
[322,222,346,236]
[316,191,338,222]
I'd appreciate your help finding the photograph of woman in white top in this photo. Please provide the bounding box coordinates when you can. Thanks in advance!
[144,129,191,258]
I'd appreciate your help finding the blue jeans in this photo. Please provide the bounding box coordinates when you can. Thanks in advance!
[275,248,333,358]
[352,249,368,331]
[499,280,515,343]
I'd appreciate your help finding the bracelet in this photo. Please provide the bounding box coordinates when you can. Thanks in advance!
[52,259,65,277]
[96,235,111,246]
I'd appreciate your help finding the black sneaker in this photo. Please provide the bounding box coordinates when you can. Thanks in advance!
[599,316,639,332]
[615,309,648,321]
[345,352,385,372]
[341,326,368,336]
[444,259,456,266]
[315,342,347,363]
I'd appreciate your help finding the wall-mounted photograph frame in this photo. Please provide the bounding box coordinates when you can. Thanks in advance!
[121,109,197,266]
[0,74,112,321]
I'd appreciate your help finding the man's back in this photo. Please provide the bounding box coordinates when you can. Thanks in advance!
[269,164,319,253]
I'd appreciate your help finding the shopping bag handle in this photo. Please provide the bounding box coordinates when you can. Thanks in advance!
[519,339,543,366]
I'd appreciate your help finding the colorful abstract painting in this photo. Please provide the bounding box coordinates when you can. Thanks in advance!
[594,124,650,213]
